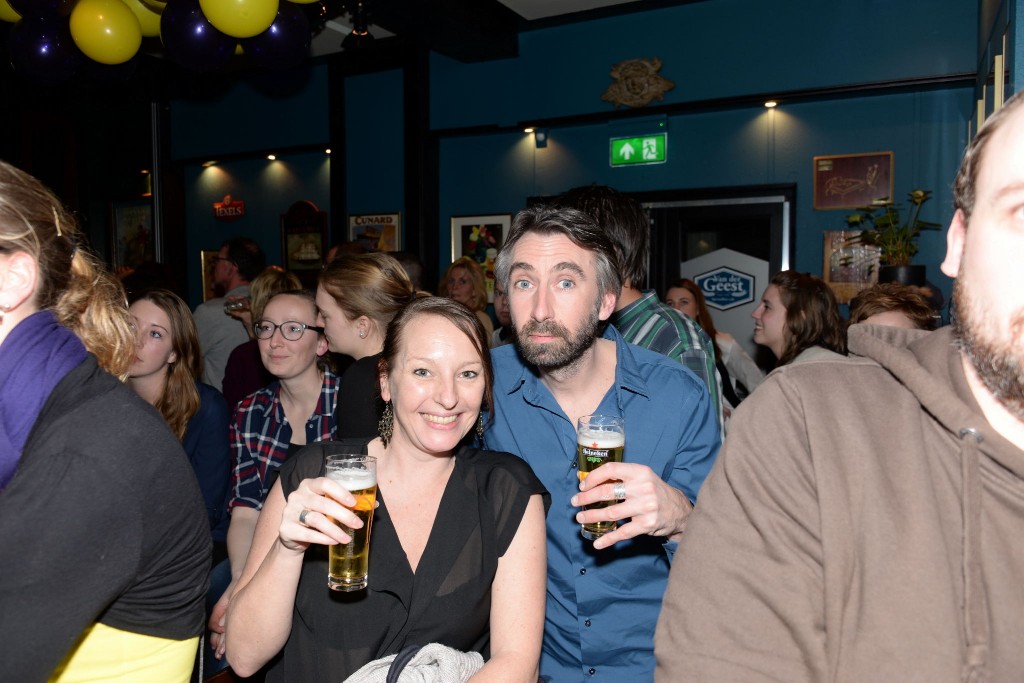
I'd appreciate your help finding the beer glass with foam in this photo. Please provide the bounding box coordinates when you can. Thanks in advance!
[325,454,377,591]
[576,415,625,540]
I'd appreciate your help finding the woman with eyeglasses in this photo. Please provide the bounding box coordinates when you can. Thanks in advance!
[209,289,339,664]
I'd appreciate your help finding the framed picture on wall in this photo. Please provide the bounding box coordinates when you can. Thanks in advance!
[821,229,880,304]
[111,199,155,269]
[450,214,511,302]
[348,213,402,252]
[813,152,894,210]
[200,249,220,302]
[281,201,328,289]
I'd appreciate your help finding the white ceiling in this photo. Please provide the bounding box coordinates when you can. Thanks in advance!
[499,0,644,21]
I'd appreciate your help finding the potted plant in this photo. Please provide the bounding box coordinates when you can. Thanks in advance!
[845,189,941,286]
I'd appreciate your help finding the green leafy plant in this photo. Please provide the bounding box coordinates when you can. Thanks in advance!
[845,189,941,266]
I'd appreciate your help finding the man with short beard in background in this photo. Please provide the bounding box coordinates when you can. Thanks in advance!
[485,205,720,682]
[655,91,1024,682]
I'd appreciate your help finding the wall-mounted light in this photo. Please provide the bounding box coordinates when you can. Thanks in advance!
[523,127,535,134]
[764,100,778,108]
[534,129,548,148]
[267,154,277,161]
[325,148,331,155]
[202,160,218,167]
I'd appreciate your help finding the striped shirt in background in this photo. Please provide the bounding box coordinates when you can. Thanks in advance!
[609,290,725,435]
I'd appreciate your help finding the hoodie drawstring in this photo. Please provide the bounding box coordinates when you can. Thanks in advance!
[959,427,989,683]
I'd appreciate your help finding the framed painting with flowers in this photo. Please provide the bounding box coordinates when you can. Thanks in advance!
[450,214,511,302]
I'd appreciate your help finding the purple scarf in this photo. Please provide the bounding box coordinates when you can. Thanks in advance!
[0,310,87,491]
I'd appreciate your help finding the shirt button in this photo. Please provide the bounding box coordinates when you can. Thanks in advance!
[579,567,586,575]
[588,668,596,676]
[584,619,591,627]
[571,461,578,468]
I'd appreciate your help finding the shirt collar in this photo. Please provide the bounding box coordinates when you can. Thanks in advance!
[500,323,651,404]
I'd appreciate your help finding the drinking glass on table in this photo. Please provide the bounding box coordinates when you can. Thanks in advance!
[576,415,625,541]
[325,454,377,591]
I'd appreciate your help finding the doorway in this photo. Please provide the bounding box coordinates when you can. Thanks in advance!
[635,184,795,298]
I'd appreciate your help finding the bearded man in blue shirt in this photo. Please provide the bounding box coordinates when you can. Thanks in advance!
[486,205,721,682]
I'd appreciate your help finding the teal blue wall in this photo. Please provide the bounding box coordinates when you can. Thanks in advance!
[170,0,979,306]
[171,66,329,159]
[431,0,977,300]
[439,88,971,289]
[345,69,405,218]
[431,0,975,127]
[182,153,331,304]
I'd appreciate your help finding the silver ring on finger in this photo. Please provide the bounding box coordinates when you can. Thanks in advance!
[299,508,311,526]
[612,482,627,501]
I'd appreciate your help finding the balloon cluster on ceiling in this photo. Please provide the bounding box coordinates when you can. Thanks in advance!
[0,0,332,83]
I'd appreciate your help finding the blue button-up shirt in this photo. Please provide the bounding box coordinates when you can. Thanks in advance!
[486,325,720,682]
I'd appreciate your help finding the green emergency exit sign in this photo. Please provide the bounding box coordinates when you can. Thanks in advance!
[610,133,667,167]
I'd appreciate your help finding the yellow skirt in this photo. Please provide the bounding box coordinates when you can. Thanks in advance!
[49,622,198,683]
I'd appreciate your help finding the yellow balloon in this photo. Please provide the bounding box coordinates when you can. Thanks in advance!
[199,0,278,39]
[287,0,320,4]
[0,0,21,23]
[122,0,161,38]
[139,0,165,11]
[70,0,143,65]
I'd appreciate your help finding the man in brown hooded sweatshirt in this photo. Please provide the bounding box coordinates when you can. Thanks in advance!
[655,91,1024,682]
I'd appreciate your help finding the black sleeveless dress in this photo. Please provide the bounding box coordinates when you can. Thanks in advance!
[266,438,548,682]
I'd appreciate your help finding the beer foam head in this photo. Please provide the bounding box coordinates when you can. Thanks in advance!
[327,468,377,491]
[577,427,625,449]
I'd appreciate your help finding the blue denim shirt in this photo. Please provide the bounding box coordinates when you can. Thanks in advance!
[486,325,720,682]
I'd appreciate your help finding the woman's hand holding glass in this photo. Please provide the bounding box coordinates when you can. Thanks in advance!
[280,477,363,553]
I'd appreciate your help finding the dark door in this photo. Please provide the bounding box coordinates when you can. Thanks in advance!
[637,185,795,298]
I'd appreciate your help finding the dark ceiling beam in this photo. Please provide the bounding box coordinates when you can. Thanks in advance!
[369,0,521,62]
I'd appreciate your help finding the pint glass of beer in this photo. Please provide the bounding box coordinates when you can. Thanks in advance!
[325,454,377,591]
[576,415,625,540]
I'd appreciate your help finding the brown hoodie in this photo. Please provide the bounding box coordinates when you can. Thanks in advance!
[655,324,1024,682]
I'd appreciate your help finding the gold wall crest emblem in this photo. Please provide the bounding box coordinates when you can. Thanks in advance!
[601,57,675,109]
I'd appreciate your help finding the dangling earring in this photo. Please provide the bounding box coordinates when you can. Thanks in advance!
[476,413,485,448]
[378,400,394,446]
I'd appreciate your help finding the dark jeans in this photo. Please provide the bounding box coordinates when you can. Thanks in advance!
[203,558,233,679]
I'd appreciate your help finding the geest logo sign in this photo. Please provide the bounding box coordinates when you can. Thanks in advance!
[695,267,755,311]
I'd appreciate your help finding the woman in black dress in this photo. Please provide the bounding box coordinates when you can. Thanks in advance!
[225,297,548,682]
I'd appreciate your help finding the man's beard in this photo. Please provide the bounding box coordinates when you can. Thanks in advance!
[514,302,602,372]
[953,275,1024,421]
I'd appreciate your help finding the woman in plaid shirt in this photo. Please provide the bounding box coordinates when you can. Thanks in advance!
[210,289,340,662]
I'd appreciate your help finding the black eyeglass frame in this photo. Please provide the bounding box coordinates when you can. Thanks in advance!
[253,320,325,341]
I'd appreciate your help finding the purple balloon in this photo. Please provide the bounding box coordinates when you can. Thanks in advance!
[240,2,310,70]
[8,0,77,20]
[160,0,234,72]
[8,18,82,83]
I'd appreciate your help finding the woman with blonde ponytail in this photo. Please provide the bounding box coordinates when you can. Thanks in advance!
[0,161,210,682]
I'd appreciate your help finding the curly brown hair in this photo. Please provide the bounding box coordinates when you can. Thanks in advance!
[848,282,936,330]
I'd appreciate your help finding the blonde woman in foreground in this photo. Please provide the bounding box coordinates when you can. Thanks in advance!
[226,297,547,682]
